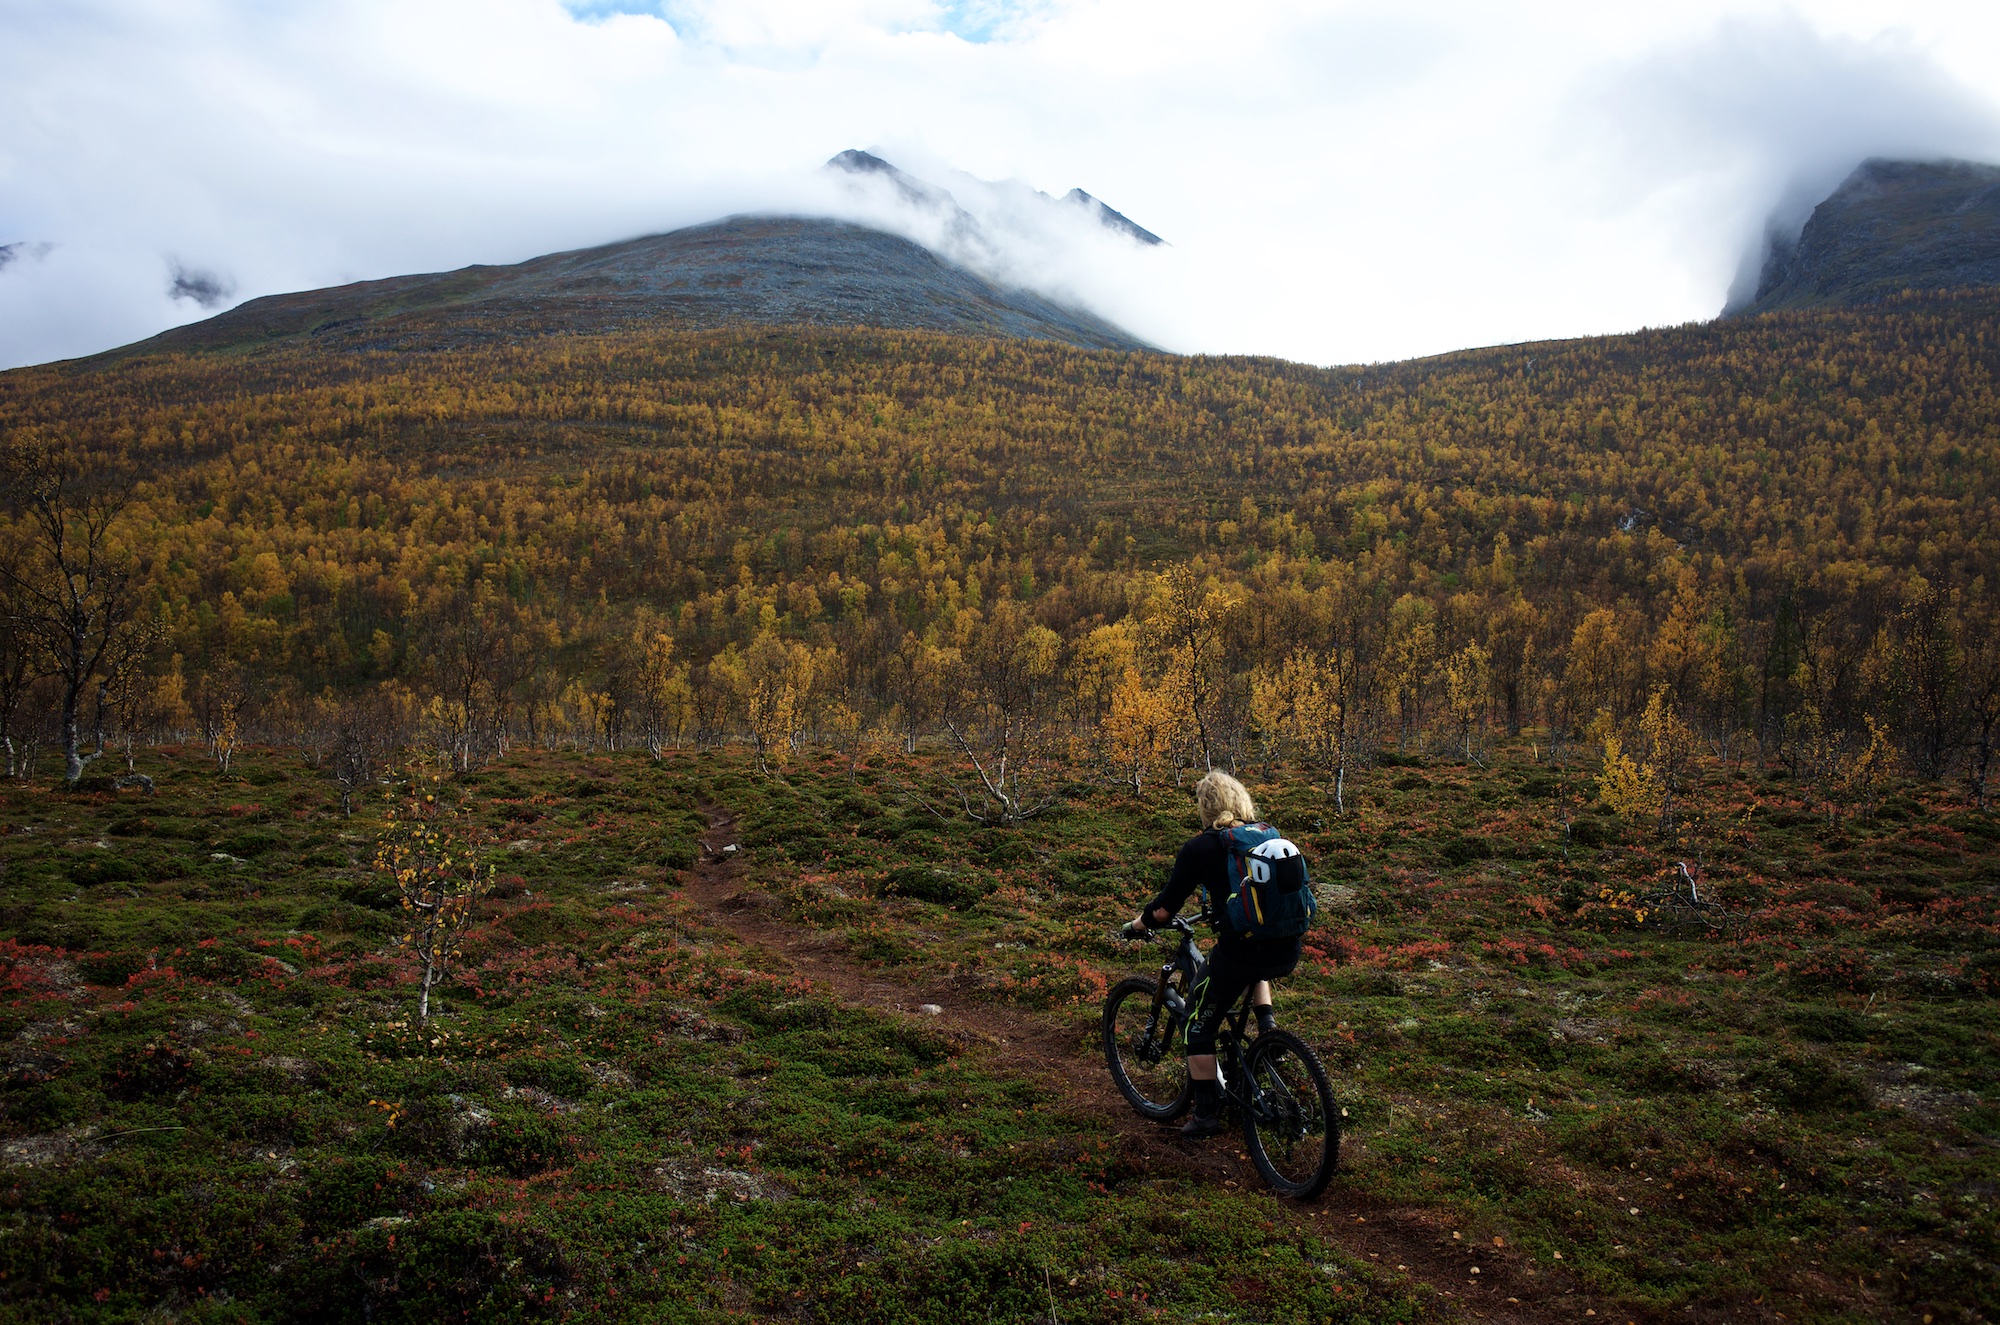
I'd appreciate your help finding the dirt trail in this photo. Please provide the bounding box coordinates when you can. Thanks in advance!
[684,808,1627,1325]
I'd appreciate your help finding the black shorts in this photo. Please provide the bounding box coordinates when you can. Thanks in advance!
[1184,934,1300,1055]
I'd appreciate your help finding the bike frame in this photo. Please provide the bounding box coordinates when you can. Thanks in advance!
[1141,918,1265,1114]
[1111,917,1340,1198]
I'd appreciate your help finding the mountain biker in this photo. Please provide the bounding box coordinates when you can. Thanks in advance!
[1126,770,1301,1138]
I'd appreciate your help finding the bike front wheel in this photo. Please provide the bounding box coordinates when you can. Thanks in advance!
[1103,976,1191,1121]
[1241,1029,1338,1199]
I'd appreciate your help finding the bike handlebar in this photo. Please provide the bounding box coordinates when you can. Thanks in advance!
[1119,916,1197,942]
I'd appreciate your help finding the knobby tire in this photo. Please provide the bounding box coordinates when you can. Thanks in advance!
[1241,1028,1338,1199]
[1103,976,1192,1121]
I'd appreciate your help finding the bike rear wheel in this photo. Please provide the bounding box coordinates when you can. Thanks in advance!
[1103,976,1191,1121]
[1241,1029,1338,1199]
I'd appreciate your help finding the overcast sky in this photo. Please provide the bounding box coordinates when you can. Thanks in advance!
[4,0,2000,370]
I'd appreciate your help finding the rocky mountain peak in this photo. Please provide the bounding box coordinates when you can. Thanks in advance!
[823,150,1164,248]
[1728,157,2000,317]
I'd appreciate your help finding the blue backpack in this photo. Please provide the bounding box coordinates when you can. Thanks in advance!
[1209,822,1316,939]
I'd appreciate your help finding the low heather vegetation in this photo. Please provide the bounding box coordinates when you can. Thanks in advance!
[1,741,1994,1322]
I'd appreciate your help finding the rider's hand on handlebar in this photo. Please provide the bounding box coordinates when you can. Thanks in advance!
[1119,920,1151,942]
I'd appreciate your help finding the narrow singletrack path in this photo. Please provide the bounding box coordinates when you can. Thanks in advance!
[682,806,1631,1325]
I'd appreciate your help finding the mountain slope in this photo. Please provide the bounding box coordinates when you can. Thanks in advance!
[1732,157,2000,316]
[825,150,1165,247]
[1062,190,1163,246]
[106,214,1150,361]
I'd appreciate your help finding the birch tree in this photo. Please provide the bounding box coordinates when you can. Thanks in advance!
[0,442,146,785]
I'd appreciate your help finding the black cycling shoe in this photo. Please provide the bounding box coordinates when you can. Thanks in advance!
[1180,1111,1228,1138]
[1253,1005,1277,1036]
[1180,1080,1225,1137]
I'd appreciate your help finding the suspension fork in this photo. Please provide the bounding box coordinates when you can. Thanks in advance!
[1138,949,1200,1062]
[1144,960,1186,1052]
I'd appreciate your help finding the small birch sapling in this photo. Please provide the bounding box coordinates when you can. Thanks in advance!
[374,776,493,1023]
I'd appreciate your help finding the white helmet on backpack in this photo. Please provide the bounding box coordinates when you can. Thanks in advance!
[1246,837,1302,885]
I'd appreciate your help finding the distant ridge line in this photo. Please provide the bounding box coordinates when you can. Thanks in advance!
[96,214,1151,362]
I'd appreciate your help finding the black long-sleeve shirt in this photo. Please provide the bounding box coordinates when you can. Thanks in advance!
[1143,830,1230,928]
[1144,830,1305,962]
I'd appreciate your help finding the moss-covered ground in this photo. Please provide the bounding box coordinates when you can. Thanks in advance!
[1,744,1994,1323]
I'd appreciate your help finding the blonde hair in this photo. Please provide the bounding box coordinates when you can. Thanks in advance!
[1194,771,1259,830]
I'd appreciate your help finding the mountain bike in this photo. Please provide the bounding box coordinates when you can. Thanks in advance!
[1103,917,1339,1199]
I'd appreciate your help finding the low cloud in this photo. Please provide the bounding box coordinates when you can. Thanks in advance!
[1577,13,2000,315]
[0,242,54,273]
[168,262,235,310]
[3,2,2000,368]
[808,148,1172,334]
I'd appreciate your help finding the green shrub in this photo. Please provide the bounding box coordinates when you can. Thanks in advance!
[1801,880,1873,911]
[1878,880,1941,907]
[77,951,148,986]
[1947,811,2000,842]
[1049,856,1124,897]
[68,847,182,887]
[783,832,833,863]
[1413,1015,1513,1068]
[1743,1053,1868,1111]
[177,940,263,982]
[1561,1108,1670,1169]
[103,1041,196,1101]
[1438,833,1494,868]
[1609,1047,1718,1094]
[973,832,1032,865]
[1786,1006,1867,1043]
[2,1081,85,1130]
[728,992,836,1030]
[849,925,920,964]
[1333,969,1403,997]
[337,877,401,911]
[303,1209,576,1319]
[501,904,589,945]
[218,828,286,858]
[305,903,396,939]
[67,853,141,887]
[1568,817,1611,847]
[1786,946,1875,992]
[831,791,881,820]
[298,1155,411,1233]
[505,1056,593,1098]
[882,864,984,909]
